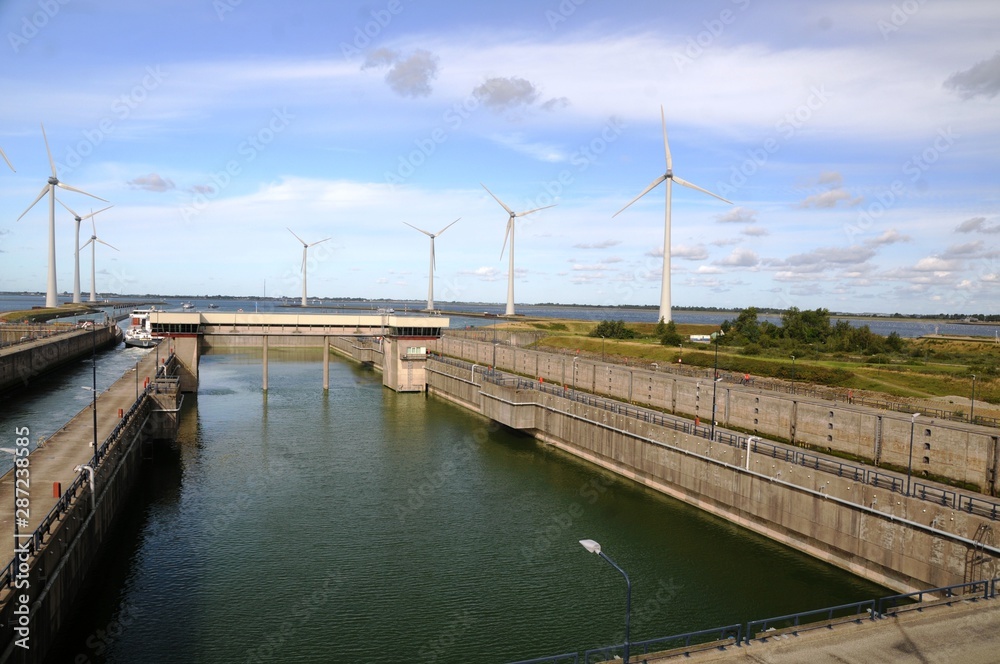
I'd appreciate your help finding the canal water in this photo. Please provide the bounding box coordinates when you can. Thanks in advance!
[24,348,890,663]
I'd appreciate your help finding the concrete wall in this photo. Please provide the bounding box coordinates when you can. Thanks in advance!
[425,359,1000,594]
[429,337,1000,496]
[0,325,121,395]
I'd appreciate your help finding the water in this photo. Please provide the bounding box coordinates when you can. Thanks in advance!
[19,349,891,663]
[2,292,996,338]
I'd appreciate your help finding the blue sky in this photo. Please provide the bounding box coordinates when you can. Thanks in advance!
[0,0,997,315]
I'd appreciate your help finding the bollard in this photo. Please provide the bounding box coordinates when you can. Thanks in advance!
[53,482,62,498]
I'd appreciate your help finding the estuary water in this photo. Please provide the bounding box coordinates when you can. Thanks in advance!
[30,348,890,663]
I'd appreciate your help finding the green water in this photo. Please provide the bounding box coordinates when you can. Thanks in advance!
[46,350,888,662]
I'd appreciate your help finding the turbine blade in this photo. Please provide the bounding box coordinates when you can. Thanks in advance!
[672,175,732,204]
[96,238,119,251]
[612,174,667,217]
[516,204,556,218]
[481,183,514,216]
[500,218,513,259]
[55,181,108,202]
[82,204,114,220]
[57,197,80,219]
[287,227,307,246]
[0,145,13,172]
[661,105,672,171]
[436,217,460,236]
[309,237,331,247]
[90,217,97,235]
[403,221,433,237]
[17,184,51,222]
[41,122,56,177]
[80,238,94,250]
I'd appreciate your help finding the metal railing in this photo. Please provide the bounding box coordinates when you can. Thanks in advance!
[431,355,1000,519]
[0,353,177,589]
[508,578,1000,663]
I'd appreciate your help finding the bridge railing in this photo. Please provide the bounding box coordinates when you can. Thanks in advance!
[744,600,876,644]
[876,579,994,617]
[433,355,1000,519]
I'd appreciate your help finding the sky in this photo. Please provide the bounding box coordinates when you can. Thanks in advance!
[0,0,997,316]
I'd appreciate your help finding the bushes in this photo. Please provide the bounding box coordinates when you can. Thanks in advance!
[590,319,637,340]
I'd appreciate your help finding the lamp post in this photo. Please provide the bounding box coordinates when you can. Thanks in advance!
[601,335,605,362]
[790,354,796,380]
[580,539,631,664]
[970,374,976,424]
[906,412,921,495]
[710,331,724,441]
[91,327,98,467]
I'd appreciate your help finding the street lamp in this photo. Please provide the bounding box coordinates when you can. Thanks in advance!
[790,354,796,380]
[906,413,921,495]
[601,335,605,362]
[580,539,631,664]
[710,331,724,440]
[970,374,977,424]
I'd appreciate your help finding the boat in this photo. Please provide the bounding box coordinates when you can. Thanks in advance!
[207,303,219,309]
[182,302,195,310]
[123,309,163,349]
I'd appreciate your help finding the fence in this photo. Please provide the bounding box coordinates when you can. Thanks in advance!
[510,578,1000,663]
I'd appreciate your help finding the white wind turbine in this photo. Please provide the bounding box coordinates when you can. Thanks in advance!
[57,200,113,304]
[0,144,14,172]
[403,218,460,312]
[613,106,732,323]
[80,213,119,303]
[17,123,107,308]
[287,228,330,307]
[481,184,555,316]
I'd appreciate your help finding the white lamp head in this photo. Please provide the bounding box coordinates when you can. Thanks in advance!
[579,539,602,554]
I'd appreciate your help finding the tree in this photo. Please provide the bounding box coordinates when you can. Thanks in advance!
[660,320,683,346]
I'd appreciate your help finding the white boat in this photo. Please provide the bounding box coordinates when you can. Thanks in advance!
[182,302,195,310]
[123,309,162,348]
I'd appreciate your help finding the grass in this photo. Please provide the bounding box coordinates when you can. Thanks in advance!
[0,304,98,323]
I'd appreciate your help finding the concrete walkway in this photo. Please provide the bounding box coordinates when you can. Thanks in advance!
[647,599,1000,664]
[0,342,167,592]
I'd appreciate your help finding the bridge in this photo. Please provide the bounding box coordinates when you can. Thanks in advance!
[148,310,449,393]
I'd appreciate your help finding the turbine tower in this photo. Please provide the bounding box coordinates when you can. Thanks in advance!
[17,123,107,308]
[80,215,118,303]
[57,200,113,304]
[481,184,555,316]
[287,228,330,307]
[613,106,731,323]
[0,145,14,172]
[403,218,459,311]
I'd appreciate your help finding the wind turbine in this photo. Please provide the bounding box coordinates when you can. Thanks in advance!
[613,106,732,323]
[403,218,459,312]
[287,228,330,307]
[80,214,118,303]
[481,184,555,316]
[0,144,14,172]
[17,123,107,308]
[57,200,113,304]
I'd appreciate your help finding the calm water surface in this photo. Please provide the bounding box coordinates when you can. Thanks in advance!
[32,349,890,663]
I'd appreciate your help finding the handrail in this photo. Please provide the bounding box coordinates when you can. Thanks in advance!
[745,600,876,644]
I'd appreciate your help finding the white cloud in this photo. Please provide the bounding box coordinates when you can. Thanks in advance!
[716,207,757,223]
[955,216,1000,234]
[798,188,862,209]
[944,51,1000,99]
[573,239,621,249]
[742,226,769,237]
[715,248,760,267]
[127,173,175,192]
[362,48,439,97]
[865,229,910,246]
[672,244,708,260]
[913,256,960,272]
[473,76,539,110]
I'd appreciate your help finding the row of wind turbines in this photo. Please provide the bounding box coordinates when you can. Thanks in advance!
[7,107,731,322]
[2,124,117,308]
[353,106,731,322]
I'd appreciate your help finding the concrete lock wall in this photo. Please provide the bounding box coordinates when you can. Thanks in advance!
[0,326,120,395]
[428,337,1000,496]
[424,359,1000,594]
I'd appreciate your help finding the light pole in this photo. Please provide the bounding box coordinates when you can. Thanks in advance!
[710,330,724,440]
[580,539,631,664]
[91,327,98,466]
[573,356,579,391]
[906,412,921,495]
[790,354,796,380]
[970,374,976,424]
[601,335,605,362]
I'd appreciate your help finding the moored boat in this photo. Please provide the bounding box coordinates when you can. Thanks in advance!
[123,309,163,348]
